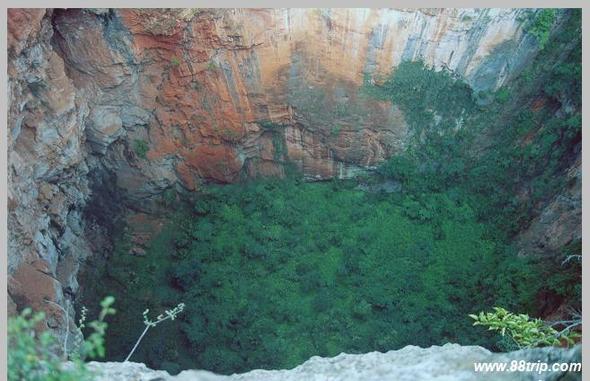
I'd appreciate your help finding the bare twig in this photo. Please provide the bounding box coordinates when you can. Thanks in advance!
[556,321,582,336]
[561,255,582,266]
[124,325,151,362]
[549,319,581,327]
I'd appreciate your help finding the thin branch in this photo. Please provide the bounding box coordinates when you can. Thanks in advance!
[561,255,582,266]
[556,321,582,336]
[549,319,580,327]
[124,325,150,362]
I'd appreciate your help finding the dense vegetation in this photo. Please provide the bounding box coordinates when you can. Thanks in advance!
[80,9,581,376]
[85,179,545,374]
[526,9,556,49]
[368,9,581,240]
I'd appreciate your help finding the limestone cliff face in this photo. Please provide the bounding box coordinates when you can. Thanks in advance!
[7,8,567,344]
[516,155,581,258]
[49,8,540,192]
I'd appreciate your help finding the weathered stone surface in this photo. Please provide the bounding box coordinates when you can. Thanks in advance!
[7,9,46,56]
[516,157,581,257]
[86,107,125,154]
[87,344,581,381]
[8,9,92,353]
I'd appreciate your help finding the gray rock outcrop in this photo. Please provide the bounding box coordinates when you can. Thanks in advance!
[87,344,581,381]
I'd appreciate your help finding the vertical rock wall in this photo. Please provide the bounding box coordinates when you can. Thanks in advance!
[7,8,558,345]
[8,9,91,346]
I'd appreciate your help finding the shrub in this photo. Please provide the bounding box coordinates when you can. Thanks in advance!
[162,188,177,206]
[133,139,149,159]
[469,307,580,348]
[258,120,280,130]
[8,296,116,381]
[494,88,511,103]
[272,132,285,160]
[527,9,556,49]
[352,299,372,319]
[207,60,217,71]
[169,260,201,291]
[170,56,181,66]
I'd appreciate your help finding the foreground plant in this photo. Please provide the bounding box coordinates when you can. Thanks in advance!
[77,296,117,359]
[469,307,580,349]
[124,303,185,362]
[8,296,116,381]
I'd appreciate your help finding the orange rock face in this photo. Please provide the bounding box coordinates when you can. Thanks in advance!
[35,8,537,191]
[115,8,411,183]
[134,9,537,184]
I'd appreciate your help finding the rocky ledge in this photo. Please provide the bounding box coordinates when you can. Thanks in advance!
[87,344,581,381]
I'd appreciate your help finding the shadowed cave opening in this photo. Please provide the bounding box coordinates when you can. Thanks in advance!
[73,11,582,376]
